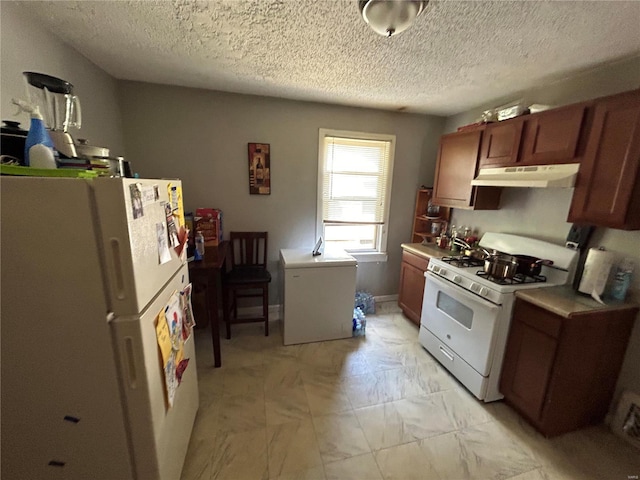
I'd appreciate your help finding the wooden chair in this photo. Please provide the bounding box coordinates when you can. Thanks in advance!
[222,232,271,339]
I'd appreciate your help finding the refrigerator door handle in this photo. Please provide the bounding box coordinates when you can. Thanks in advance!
[110,238,126,299]
[124,336,138,389]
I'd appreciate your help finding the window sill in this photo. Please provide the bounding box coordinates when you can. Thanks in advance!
[347,251,388,263]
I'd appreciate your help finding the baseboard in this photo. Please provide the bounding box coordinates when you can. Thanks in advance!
[374,294,399,303]
[215,298,397,322]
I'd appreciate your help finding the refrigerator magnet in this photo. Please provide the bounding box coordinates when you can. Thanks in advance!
[155,311,172,367]
[130,183,144,219]
[156,222,172,265]
[164,202,180,248]
[141,185,156,206]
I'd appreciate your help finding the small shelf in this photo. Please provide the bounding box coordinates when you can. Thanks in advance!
[411,189,451,244]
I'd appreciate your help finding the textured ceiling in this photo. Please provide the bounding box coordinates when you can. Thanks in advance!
[15,0,640,115]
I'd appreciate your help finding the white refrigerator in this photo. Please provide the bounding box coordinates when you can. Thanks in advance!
[1,176,199,480]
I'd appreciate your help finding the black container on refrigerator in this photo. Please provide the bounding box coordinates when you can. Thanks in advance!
[1,121,28,164]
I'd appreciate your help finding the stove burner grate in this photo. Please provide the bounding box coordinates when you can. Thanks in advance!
[475,270,547,285]
[441,255,485,268]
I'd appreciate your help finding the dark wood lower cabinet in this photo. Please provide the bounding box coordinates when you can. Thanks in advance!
[502,318,557,422]
[398,251,429,325]
[500,298,638,437]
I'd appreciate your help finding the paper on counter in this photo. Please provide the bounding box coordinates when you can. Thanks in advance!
[590,290,606,305]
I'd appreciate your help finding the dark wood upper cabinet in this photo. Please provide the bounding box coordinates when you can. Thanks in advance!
[520,104,587,165]
[432,130,501,209]
[479,120,524,167]
[568,89,640,229]
[431,88,640,225]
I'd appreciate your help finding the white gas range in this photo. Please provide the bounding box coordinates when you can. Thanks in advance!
[418,232,579,402]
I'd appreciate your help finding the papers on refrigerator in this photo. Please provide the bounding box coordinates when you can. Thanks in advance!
[156,222,172,265]
[154,285,195,408]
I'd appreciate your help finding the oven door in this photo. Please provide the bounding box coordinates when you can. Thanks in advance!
[421,272,503,376]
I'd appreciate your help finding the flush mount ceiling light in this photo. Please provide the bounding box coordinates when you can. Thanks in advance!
[359,0,428,37]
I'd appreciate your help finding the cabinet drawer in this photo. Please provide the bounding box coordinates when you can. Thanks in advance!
[402,250,429,272]
[513,298,562,338]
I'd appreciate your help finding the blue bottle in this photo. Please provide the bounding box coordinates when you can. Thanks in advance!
[13,99,56,167]
[610,258,633,301]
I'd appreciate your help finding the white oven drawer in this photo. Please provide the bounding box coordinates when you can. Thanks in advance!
[421,272,503,376]
[419,326,487,400]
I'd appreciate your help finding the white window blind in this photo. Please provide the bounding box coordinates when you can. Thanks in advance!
[321,136,392,225]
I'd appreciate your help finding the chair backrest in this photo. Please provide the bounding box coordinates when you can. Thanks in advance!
[229,232,268,269]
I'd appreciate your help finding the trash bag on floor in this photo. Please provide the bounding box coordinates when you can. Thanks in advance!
[353,307,366,337]
[355,291,375,315]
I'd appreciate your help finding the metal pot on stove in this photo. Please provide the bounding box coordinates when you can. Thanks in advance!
[513,255,554,277]
[483,254,519,280]
[452,238,491,262]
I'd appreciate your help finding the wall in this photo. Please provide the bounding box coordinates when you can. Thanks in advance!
[117,81,445,302]
[444,55,640,412]
[0,2,125,155]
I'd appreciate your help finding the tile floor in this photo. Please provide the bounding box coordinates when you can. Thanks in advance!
[182,303,640,480]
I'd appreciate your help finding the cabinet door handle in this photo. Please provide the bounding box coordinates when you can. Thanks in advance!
[439,345,454,362]
[124,337,137,389]
[110,238,126,299]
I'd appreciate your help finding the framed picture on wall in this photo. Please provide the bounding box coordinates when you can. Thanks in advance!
[248,143,271,195]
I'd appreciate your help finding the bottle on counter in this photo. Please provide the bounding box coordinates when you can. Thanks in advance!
[610,258,634,301]
[450,224,459,252]
[195,231,205,260]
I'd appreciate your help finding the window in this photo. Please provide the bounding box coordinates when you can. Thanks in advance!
[317,129,395,262]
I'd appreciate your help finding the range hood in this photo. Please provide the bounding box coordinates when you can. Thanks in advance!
[470,163,580,188]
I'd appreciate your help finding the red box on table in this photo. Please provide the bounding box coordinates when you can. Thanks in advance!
[195,208,223,246]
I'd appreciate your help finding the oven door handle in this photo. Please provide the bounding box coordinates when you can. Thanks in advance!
[426,272,501,311]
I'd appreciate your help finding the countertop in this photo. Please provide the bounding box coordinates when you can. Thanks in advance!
[515,286,639,318]
[401,242,451,259]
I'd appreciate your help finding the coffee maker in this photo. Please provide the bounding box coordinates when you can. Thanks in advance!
[23,72,81,158]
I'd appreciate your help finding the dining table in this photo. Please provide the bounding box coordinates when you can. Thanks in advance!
[187,241,229,368]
